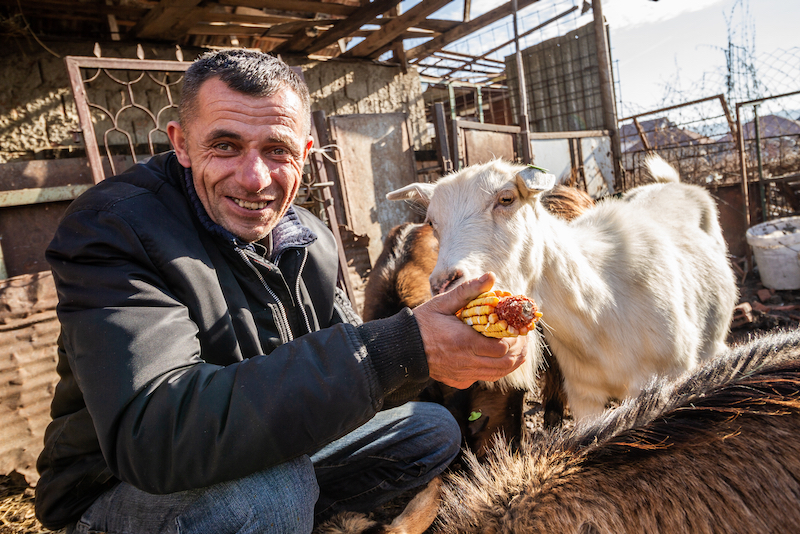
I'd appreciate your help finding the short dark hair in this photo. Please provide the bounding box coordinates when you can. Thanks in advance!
[179,49,311,136]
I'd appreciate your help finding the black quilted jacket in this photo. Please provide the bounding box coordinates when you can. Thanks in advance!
[35,152,429,530]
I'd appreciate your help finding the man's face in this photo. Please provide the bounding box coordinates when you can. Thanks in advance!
[168,77,313,243]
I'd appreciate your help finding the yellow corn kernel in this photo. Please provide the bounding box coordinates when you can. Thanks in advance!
[456,290,541,338]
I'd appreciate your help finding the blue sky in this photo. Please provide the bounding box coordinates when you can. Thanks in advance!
[398,0,799,117]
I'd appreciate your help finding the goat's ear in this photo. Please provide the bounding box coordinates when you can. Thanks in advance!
[386,182,435,208]
[516,167,556,195]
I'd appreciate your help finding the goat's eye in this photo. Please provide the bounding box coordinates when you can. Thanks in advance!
[497,192,516,206]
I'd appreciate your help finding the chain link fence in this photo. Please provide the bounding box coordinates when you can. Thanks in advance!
[618,46,800,223]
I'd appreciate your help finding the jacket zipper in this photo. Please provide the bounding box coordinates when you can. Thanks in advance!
[294,248,313,334]
[236,248,294,342]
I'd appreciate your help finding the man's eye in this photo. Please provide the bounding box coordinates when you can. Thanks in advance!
[214,142,232,151]
[270,146,295,157]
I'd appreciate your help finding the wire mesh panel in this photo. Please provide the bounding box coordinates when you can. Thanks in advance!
[736,90,800,221]
[506,22,605,134]
[618,95,739,189]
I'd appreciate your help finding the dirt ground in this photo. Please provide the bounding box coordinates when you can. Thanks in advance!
[2,268,798,534]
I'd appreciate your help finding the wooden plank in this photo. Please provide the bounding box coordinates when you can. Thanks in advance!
[186,25,267,36]
[0,185,92,208]
[265,20,334,37]
[343,0,454,59]
[405,0,541,61]
[455,119,520,134]
[415,18,459,33]
[294,0,402,55]
[216,0,357,17]
[527,130,609,140]
[132,0,204,38]
[0,0,147,18]
[197,8,306,25]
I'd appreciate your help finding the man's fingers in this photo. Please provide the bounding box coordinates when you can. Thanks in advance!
[427,272,496,315]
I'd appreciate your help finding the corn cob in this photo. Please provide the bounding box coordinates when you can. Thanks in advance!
[456,290,542,338]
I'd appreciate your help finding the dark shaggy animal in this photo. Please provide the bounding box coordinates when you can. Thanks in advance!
[433,329,800,533]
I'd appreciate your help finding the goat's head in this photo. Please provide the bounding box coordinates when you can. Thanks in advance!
[387,160,555,296]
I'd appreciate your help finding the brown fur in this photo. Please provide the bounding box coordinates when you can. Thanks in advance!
[362,223,438,322]
[314,477,442,534]
[434,330,800,533]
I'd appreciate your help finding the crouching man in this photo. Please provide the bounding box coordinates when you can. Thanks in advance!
[35,49,527,533]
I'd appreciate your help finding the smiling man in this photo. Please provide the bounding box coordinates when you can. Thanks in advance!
[35,49,527,534]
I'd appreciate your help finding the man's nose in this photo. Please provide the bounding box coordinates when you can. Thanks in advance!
[237,150,272,192]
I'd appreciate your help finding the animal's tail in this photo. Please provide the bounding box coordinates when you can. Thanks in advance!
[644,154,680,183]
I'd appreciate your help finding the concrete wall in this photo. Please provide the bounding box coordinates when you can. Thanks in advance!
[293,57,429,151]
[0,39,429,164]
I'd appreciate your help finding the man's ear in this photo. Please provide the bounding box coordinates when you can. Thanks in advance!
[302,135,313,162]
[167,120,191,168]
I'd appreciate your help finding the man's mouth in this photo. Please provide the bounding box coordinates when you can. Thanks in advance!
[232,198,269,210]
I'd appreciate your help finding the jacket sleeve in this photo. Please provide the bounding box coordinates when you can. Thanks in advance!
[48,198,428,495]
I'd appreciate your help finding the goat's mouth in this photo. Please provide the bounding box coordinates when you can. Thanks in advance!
[432,270,464,295]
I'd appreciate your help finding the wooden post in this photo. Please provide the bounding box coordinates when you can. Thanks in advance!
[512,0,532,164]
[591,0,622,192]
[433,103,453,174]
[311,110,356,304]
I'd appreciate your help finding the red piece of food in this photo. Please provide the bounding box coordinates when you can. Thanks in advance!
[495,295,538,331]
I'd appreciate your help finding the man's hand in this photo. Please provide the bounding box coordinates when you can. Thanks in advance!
[413,272,528,389]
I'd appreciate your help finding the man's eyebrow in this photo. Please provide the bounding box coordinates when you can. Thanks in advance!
[205,129,242,142]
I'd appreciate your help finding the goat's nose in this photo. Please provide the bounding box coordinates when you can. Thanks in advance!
[430,269,464,295]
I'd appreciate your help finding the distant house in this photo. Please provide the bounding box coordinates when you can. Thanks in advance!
[719,114,800,141]
[619,117,711,153]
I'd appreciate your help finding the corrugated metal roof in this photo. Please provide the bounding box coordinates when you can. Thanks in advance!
[0,271,60,485]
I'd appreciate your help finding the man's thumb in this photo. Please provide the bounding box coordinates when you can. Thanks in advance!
[442,272,496,313]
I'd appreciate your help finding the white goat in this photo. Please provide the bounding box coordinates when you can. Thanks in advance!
[387,157,737,420]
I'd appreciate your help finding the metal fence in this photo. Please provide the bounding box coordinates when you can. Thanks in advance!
[618,95,739,189]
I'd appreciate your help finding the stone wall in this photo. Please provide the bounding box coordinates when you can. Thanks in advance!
[0,39,430,164]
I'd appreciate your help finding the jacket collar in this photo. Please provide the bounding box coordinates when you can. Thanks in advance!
[179,163,317,261]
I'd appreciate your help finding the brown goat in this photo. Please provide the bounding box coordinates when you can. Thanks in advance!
[362,222,438,323]
[433,329,800,534]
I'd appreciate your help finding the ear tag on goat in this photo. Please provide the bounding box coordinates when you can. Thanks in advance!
[518,165,556,191]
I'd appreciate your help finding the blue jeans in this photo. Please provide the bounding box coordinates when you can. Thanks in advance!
[67,402,460,534]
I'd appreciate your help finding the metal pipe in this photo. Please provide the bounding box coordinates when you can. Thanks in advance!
[512,0,532,163]
[753,104,767,220]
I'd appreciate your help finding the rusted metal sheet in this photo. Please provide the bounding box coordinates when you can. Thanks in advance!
[0,156,135,280]
[463,129,515,166]
[328,113,423,269]
[0,271,60,484]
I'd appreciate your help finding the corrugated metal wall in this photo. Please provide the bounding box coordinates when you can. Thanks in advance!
[0,271,59,484]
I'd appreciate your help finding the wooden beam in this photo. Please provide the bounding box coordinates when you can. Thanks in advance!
[0,185,93,208]
[132,0,204,39]
[296,0,403,55]
[216,0,357,17]
[0,0,147,20]
[405,0,541,61]
[198,9,307,25]
[343,0,454,59]
[433,5,576,80]
[415,18,459,33]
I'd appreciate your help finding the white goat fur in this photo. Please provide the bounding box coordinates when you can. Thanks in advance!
[387,157,738,419]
